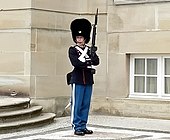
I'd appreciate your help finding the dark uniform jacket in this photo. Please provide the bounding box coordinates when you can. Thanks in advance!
[68,45,99,85]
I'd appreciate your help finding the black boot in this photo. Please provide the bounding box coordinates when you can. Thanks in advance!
[74,130,85,136]
[83,128,93,134]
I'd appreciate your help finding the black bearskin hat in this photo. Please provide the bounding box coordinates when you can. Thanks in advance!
[70,18,92,44]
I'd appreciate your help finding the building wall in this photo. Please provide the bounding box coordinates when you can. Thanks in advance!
[1,0,170,118]
[94,0,170,119]
[0,0,31,96]
[29,0,109,115]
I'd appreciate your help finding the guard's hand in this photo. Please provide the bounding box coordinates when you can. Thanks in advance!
[91,46,97,53]
[86,58,92,66]
[91,55,98,62]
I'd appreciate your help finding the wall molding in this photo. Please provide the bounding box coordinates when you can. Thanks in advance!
[114,0,170,5]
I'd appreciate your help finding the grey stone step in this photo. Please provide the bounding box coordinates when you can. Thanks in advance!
[0,96,56,133]
[0,113,56,132]
[0,106,43,122]
[0,96,30,112]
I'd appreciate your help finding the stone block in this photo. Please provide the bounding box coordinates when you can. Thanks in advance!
[119,31,170,53]
[95,14,107,32]
[86,0,107,13]
[30,75,36,98]
[0,10,31,29]
[91,97,124,116]
[54,96,70,117]
[0,76,30,96]
[31,98,56,113]
[31,10,56,29]
[32,0,107,13]
[122,99,170,119]
[0,0,31,9]
[0,52,24,75]
[31,96,70,116]
[35,75,70,98]
[91,97,170,119]
[108,33,119,53]
[108,0,115,5]
[158,4,170,30]
[93,75,107,97]
[97,32,107,53]
[95,53,106,76]
[108,5,155,32]
[31,29,37,52]
[24,52,31,75]
[0,30,31,52]
[34,29,72,52]
[31,10,106,31]
[31,52,56,75]
[31,9,103,30]
[107,53,129,98]
[114,0,170,5]
[55,52,72,75]
[32,0,82,13]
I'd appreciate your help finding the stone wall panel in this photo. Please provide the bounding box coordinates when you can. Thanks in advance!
[34,29,72,52]
[31,52,56,76]
[108,5,155,32]
[107,53,129,98]
[0,10,31,29]
[31,10,75,30]
[0,53,24,75]
[157,4,170,29]
[0,0,31,9]
[119,31,170,53]
[114,0,170,5]
[32,0,106,13]
[0,76,30,96]
[35,76,69,98]
[0,30,31,52]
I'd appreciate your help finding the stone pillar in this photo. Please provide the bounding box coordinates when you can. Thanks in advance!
[0,0,31,96]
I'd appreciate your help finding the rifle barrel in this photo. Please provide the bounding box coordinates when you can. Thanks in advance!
[92,9,98,46]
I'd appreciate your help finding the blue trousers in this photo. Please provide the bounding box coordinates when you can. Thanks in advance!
[71,84,92,131]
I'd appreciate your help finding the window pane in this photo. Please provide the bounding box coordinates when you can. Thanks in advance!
[165,77,170,94]
[134,76,145,93]
[146,77,157,93]
[147,59,157,75]
[135,59,145,74]
[165,58,170,75]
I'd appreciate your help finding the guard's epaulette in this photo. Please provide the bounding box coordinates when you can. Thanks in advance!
[72,45,81,55]
[70,45,75,48]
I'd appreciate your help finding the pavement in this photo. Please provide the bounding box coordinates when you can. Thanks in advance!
[1,115,170,140]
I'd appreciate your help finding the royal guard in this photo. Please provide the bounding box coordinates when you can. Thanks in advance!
[68,17,100,136]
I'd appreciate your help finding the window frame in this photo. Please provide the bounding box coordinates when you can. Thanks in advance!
[162,56,170,97]
[130,54,170,99]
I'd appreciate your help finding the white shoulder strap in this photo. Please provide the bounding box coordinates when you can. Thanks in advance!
[75,46,89,62]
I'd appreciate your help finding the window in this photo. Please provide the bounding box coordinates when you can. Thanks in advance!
[130,54,170,99]
[164,58,170,94]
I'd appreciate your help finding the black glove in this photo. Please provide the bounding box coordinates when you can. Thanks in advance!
[91,46,97,53]
[91,54,98,62]
[86,59,92,66]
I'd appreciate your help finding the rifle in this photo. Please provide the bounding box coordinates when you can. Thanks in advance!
[90,8,98,74]
[90,8,98,58]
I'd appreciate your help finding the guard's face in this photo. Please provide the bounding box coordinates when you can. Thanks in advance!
[76,36,85,46]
